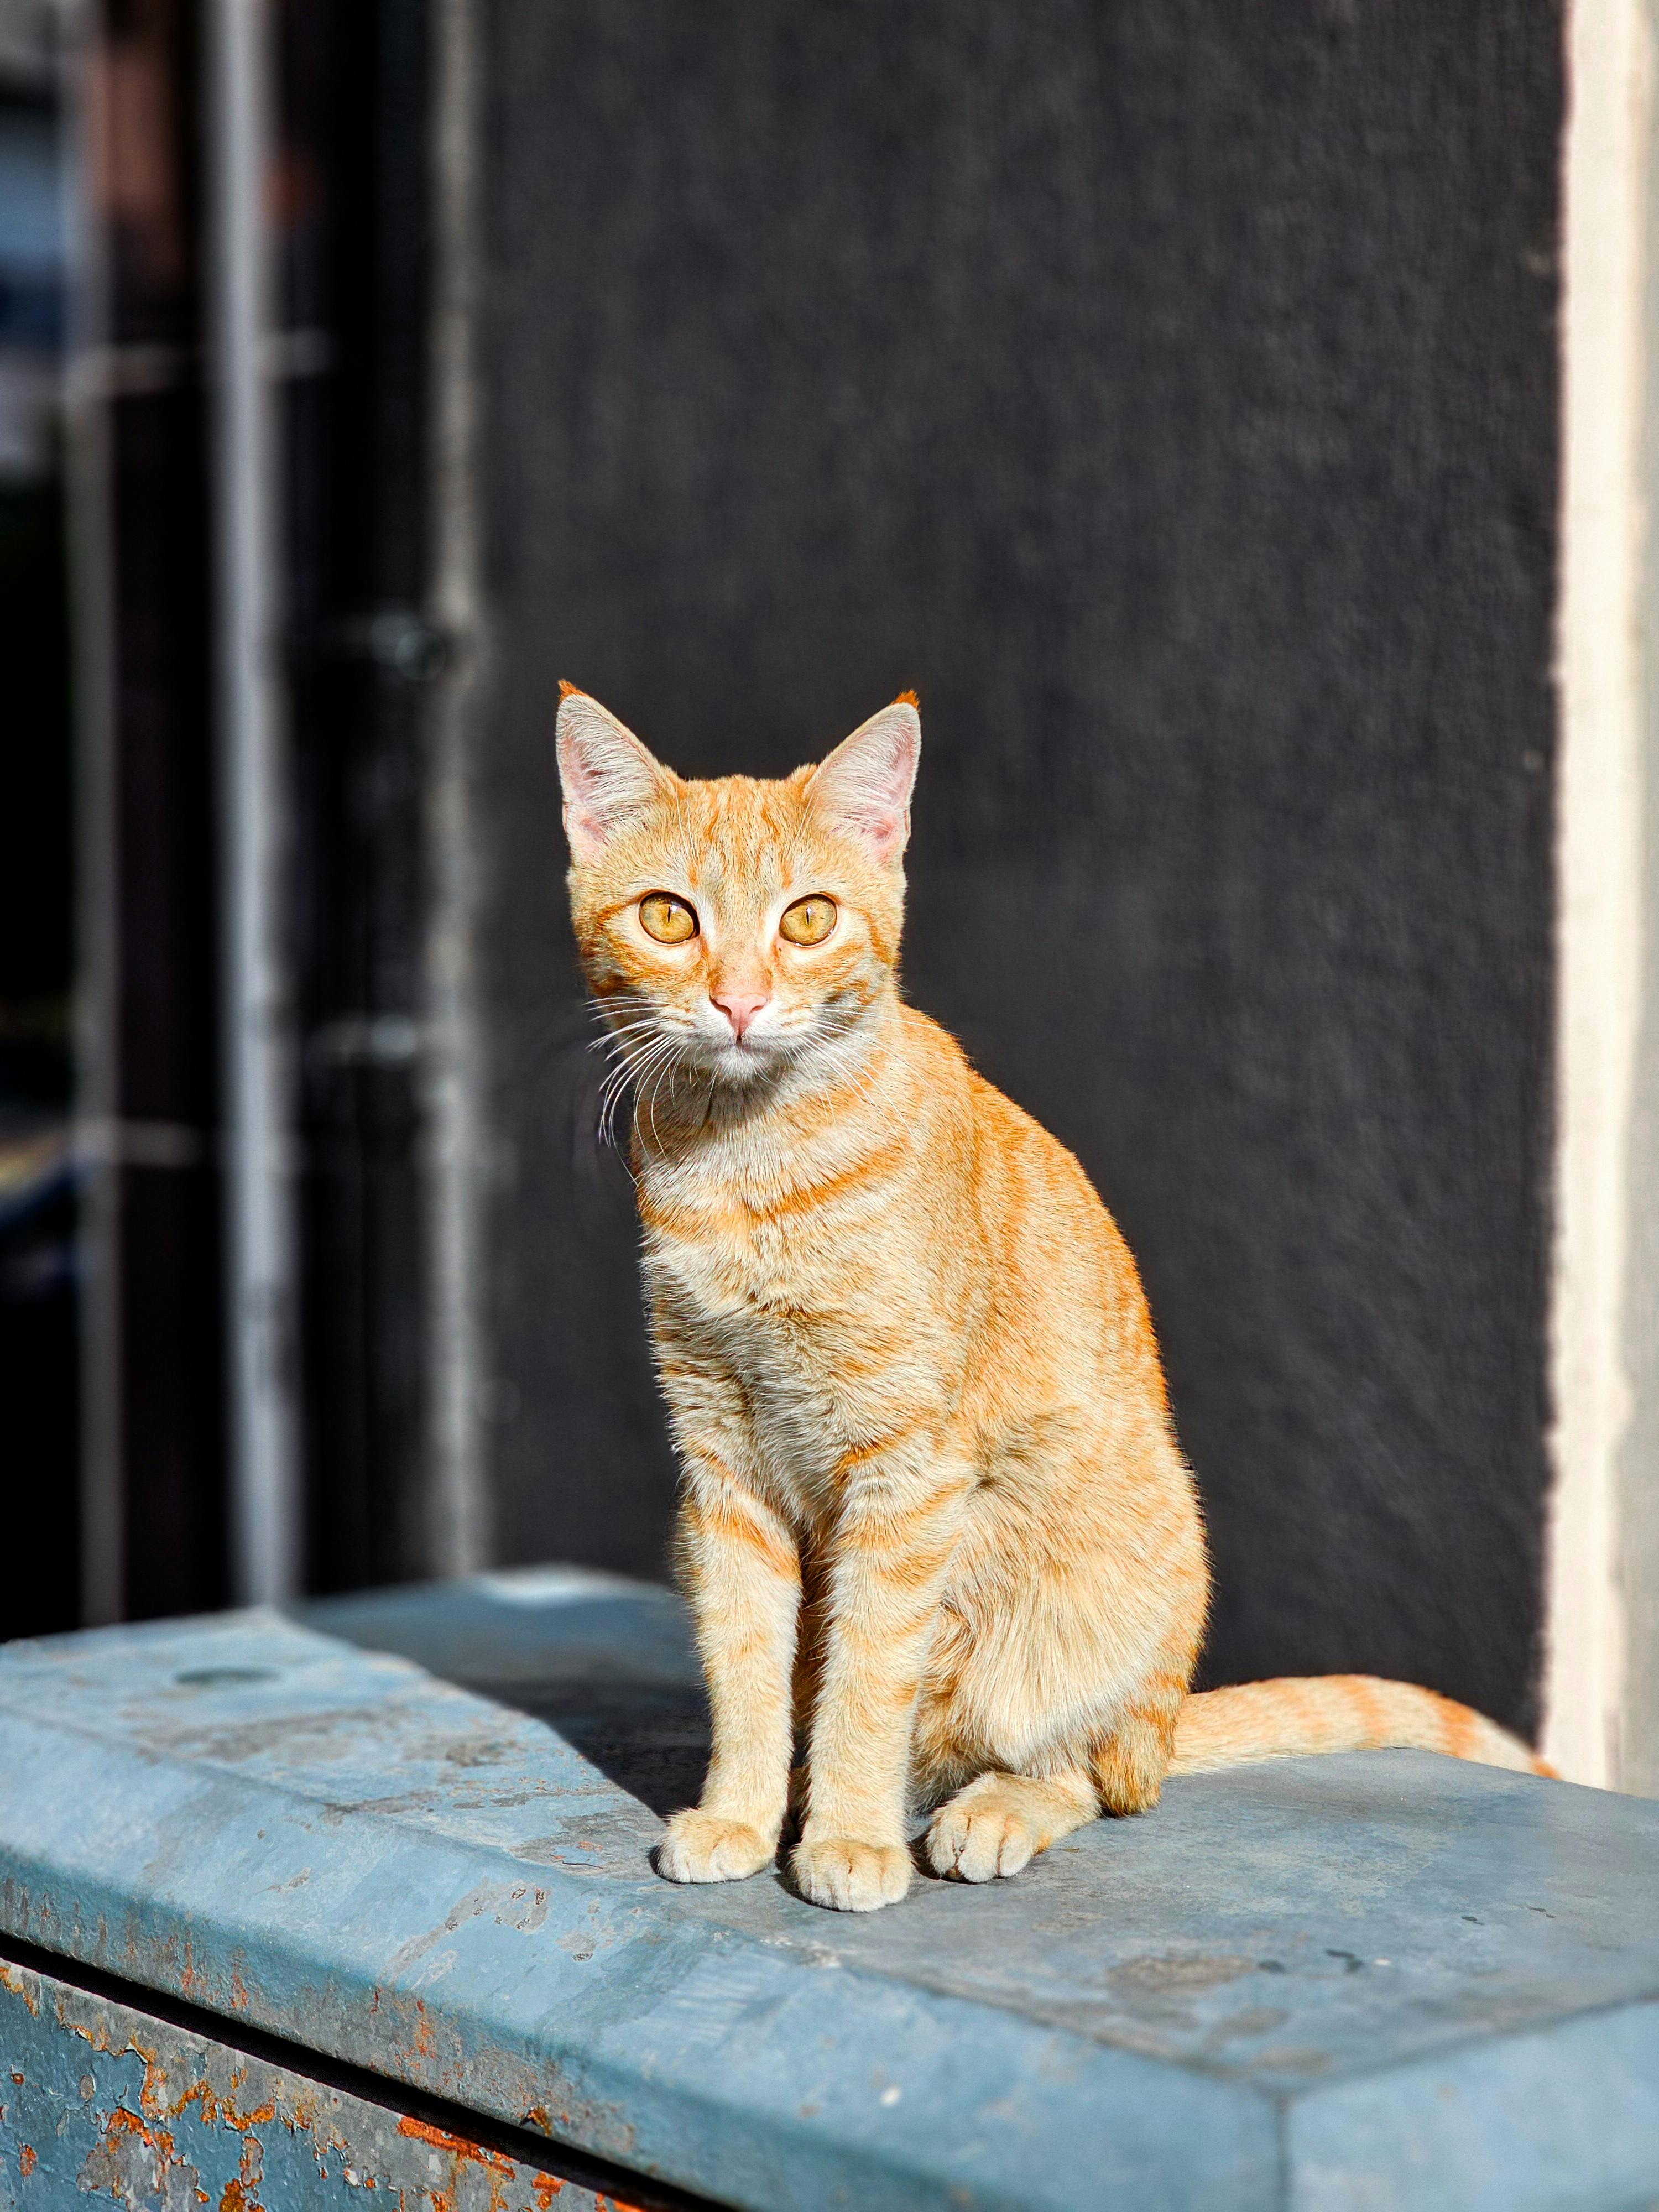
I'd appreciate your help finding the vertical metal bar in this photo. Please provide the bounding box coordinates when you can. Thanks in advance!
[62,0,122,1625]
[206,0,300,1605]
[425,0,490,1577]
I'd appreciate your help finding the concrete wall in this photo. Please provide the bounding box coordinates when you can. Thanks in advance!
[468,1,1563,1734]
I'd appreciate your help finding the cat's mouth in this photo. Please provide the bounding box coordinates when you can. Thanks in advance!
[708,1034,774,1082]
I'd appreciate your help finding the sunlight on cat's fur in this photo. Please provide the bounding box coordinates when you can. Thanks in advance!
[556,685,1547,1914]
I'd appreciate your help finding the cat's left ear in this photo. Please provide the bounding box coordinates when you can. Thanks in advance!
[556,683,677,860]
[805,693,921,865]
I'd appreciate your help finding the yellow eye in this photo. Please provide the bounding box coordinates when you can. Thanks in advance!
[779,895,837,946]
[638,893,698,944]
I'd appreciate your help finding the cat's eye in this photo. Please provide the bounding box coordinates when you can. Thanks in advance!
[779,895,837,947]
[638,893,698,944]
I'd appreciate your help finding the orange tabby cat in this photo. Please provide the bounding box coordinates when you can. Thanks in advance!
[556,684,1548,1914]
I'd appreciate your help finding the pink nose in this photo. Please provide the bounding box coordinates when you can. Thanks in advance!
[711,989,770,1039]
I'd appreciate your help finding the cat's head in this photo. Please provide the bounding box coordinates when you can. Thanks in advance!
[556,687,920,1089]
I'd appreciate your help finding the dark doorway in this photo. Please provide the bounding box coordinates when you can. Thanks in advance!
[0,54,77,1638]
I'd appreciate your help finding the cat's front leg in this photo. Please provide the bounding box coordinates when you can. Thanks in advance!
[656,1462,800,1885]
[793,1463,969,1912]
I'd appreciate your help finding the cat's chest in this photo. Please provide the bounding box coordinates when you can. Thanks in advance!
[641,1194,848,1324]
[637,1151,906,1353]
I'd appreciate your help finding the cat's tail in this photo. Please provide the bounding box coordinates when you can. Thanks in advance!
[1169,1675,1556,1778]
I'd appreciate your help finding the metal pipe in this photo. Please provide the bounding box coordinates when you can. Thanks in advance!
[425,0,491,1577]
[205,0,300,1604]
[61,0,123,1626]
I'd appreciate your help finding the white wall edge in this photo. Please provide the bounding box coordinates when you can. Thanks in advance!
[1543,0,1652,1787]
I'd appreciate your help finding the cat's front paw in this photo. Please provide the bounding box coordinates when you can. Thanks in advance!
[791,1835,912,1912]
[655,1809,775,1884]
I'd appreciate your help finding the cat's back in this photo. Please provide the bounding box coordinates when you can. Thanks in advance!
[909,1012,1154,1360]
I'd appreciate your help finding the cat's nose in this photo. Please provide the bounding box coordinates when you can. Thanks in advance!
[711,989,770,1039]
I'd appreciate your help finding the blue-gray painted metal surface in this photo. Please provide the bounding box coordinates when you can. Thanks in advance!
[0,1566,1655,2210]
[0,1948,628,2209]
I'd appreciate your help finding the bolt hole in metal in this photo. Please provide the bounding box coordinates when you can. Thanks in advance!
[172,1666,280,1687]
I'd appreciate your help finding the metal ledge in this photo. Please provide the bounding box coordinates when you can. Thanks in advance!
[1,1567,1656,2209]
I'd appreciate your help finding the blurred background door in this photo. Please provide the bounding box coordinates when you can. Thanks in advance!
[0,0,76,1637]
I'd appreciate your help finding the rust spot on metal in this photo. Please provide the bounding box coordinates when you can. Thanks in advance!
[395,2115,529,2212]
[0,1961,40,2015]
[18,2145,35,2176]
[78,2101,204,2206]
[510,2112,654,2212]
[399,2117,457,2148]
[61,2006,290,2141]
[214,2135,269,2212]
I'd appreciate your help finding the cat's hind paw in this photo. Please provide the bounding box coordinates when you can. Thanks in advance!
[791,1835,911,1912]
[926,1788,1042,1882]
[654,1809,775,1884]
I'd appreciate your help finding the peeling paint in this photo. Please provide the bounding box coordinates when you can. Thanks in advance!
[1,1956,639,2212]
[76,2099,205,2211]
[0,1965,38,2017]
[396,2116,519,2211]
[385,1884,550,1981]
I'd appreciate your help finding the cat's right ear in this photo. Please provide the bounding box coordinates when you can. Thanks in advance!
[556,684,676,860]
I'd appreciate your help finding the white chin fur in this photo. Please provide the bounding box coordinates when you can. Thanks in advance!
[713,1043,769,1083]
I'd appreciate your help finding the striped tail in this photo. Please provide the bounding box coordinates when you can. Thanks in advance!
[1170,1675,1554,1778]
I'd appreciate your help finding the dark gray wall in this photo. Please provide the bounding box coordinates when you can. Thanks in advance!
[477,1,1561,1734]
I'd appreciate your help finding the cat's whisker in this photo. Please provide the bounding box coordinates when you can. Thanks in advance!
[598,1041,659,1133]
[599,1020,679,1075]
[628,1036,690,1156]
[597,1034,660,1149]
[584,991,663,1041]
[588,1017,668,1055]
[594,1017,670,1045]
[640,1047,686,1156]
[599,1027,687,1153]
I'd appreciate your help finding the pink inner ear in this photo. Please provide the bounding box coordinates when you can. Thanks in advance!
[555,693,669,855]
[559,738,618,833]
[810,701,920,862]
[854,800,909,865]
[556,733,625,856]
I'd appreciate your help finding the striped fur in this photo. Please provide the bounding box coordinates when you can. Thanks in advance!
[556,689,1548,1913]
[1173,1677,1546,1775]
